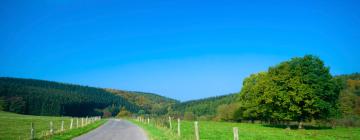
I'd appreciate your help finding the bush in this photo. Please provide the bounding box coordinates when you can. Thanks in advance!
[184,112,196,120]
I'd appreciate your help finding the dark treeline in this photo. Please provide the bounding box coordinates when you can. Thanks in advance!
[0,77,140,117]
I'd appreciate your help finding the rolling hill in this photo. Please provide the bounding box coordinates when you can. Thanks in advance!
[0,77,239,118]
[0,77,140,116]
[0,77,180,117]
[172,93,238,119]
[106,89,179,115]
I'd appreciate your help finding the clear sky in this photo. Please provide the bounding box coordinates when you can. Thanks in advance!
[1,0,359,101]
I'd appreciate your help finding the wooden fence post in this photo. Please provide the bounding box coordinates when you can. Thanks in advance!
[147,118,150,124]
[70,119,73,129]
[169,116,172,129]
[233,127,239,140]
[177,118,181,136]
[49,121,53,135]
[30,122,34,140]
[77,118,79,128]
[61,120,64,132]
[194,121,199,140]
[81,118,84,127]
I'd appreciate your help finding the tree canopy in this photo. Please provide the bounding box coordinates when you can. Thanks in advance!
[236,55,340,127]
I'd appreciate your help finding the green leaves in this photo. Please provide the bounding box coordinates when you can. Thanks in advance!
[237,55,339,123]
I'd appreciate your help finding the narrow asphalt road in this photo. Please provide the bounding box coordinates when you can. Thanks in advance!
[74,119,148,140]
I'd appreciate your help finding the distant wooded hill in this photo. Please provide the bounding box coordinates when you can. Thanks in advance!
[0,77,141,117]
[334,73,360,117]
[1,71,359,125]
[172,94,238,120]
[105,89,179,115]
[0,77,179,117]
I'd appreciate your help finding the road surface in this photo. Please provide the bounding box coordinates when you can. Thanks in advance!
[74,119,148,140]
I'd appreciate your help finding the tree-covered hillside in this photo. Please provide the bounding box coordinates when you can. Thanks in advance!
[172,94,238,120]
[106,89,179,115]
[0,77,140,117]
[334,73,360,119]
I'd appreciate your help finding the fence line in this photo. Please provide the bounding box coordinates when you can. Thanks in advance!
[136,116,246,140]
[29,116,101,139]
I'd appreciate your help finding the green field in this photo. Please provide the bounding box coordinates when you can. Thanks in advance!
[131,119,360,140]
[0,111,106,140]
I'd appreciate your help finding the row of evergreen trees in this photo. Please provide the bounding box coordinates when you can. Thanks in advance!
[0,77,140,117]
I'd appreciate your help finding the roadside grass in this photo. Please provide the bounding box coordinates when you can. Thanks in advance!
[131,118,360,140]
[130,119,177,140]
[50,119,106,140]
[0,111,105,140]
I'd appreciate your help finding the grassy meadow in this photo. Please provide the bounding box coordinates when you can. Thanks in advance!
[0,111,106,140]
[131,119,360,140]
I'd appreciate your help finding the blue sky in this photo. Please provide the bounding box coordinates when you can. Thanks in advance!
[1,0,359,101]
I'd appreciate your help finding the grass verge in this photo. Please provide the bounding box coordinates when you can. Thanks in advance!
[129,119,178,140]
[131,118,360,140]
[0,111,105,140]
[50,119,107,140]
